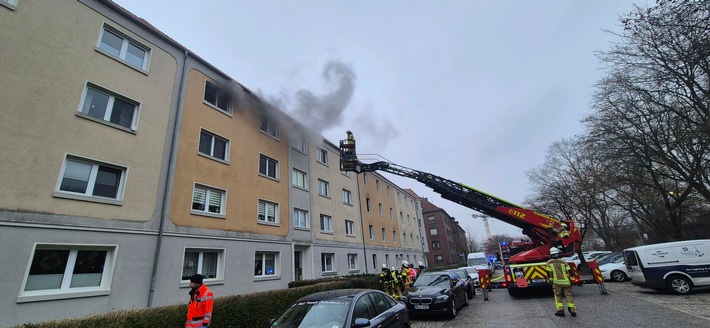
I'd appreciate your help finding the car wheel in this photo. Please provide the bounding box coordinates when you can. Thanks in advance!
[667,275,693,295]
[467,286,474,299]
[507,288,519,297]
[463,292,470,306]
[610,270,628,282]
[447,298,457,319]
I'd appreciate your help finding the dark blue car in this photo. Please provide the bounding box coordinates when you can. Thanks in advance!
[268,288,411,328]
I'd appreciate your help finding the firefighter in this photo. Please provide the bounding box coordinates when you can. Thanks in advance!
[186,274,214,327]
[546,247,577,317]
[408,262,417,281]
[390,267,402,299]
[379,264,398,298]
[416,261,425,276]
[399,261,413,293]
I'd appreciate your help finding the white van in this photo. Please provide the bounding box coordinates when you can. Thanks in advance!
[623,239,710,295]
[467,252,494,273]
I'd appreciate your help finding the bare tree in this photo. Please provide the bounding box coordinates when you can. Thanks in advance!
[465,228,483,252]
[581,0,710,240]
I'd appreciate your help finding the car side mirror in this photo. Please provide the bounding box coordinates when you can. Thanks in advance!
[353,318,371,327]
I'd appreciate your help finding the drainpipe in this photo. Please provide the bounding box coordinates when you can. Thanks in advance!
[148,49,190,307]
[356,176,368,274]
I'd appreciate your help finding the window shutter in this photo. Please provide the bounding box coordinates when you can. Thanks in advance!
[192,187,206,210]
[258,201,265,221]
[208,190,222,213]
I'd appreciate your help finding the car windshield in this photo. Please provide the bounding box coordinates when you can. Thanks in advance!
[413,274,451,287]
[451,270,467,279]
[597,253,621,265]
[270,299,351,328]
[467,258,487,266]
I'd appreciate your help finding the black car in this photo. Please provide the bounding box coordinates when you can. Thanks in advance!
[267,289,410,328]
[449,268,475,299]
[401,271,469,319]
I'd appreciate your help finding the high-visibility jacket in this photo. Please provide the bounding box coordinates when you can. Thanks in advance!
[186,284,214,328]
[546,258,572,286]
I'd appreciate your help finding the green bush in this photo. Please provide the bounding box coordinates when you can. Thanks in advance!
[15,275,380,328]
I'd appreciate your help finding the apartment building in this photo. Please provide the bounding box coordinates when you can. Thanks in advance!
[407,190,468,266]
[0,0,184,324]
[0,0,421,325]
[358,172,426,272]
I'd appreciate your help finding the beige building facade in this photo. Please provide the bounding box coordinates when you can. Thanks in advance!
[0,1,424,326]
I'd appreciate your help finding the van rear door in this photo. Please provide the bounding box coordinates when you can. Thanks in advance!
[624,250,644,282]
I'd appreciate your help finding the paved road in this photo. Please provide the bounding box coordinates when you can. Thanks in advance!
[410,282,710,328]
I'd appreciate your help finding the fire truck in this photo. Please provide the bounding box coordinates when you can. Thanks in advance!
[339,132,583,295]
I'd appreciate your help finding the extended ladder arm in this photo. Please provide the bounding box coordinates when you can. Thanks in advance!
[339,133,582,262]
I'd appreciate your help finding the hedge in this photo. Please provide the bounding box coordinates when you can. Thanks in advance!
[15,275,380,328]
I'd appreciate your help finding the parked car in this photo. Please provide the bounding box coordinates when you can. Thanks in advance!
[564,251,612,266]
[401,271,469,319]
[267,289,410,328]
[450,268,476,299]
[595,252,629,282]
[624,239,710,295]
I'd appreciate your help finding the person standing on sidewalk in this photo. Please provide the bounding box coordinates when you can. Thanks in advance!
[546,247,577,317]
[186,274,214,327]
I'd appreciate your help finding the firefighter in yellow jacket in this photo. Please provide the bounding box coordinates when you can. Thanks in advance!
[546,247,577,317]
[378,264,399,298]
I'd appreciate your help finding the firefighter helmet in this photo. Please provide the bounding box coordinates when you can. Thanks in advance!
[549,247,561,256]
[401,260,409,267]
[391,267,397,271]
[382,264,387,269]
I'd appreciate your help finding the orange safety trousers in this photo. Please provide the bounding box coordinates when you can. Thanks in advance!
[186,284,214,328]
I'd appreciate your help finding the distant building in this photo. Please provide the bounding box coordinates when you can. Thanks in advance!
[405,190,468,266]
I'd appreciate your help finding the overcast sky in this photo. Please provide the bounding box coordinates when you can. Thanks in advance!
[116,0,642,242]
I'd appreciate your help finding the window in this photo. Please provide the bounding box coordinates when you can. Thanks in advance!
[260,114,279,138]
[1,0,19,10]
[378,203,383,217]
[321,253,335,272]
[366,198,371,212]
[198,129,228,161]
[390,208,394,220]
[20,245,116,301]
[258,200,278,224]
[382,228,386,242]
[393,231,397,243]
[397,192,401,203]
[259,154,279,179]
[192,184,225,215]
[343,189,352,205]
[97,25,150,70]
[79,84,139,131]
[56,156,126,202]
[203,81,232,113]
[376,179,380,191]
[402,233,406,243]
[428,215,435,221]
[182,249,221,281]
[292,136,306,153]
[363,173,368,185]
[320,214,333,232]
[293,208,309,229]
[369,225,374,240]
[372,254,377,270]
[430,228,438,236]
[316,148,328,165]
[292,169,308,189]
[254,252,278,277]
[345,220,355,236]
[387,186,391,198]
[317,179,330,197]
[348,254,358,271]
[435,255,444,263]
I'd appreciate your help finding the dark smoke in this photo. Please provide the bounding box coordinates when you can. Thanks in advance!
[292,60,354,132]
[281,59,400,147]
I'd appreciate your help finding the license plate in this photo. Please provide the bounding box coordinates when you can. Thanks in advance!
[414,305,429,310]
[532,279,546,283]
